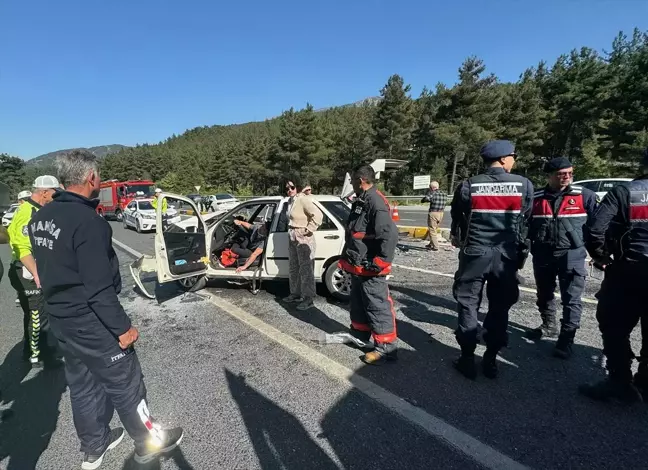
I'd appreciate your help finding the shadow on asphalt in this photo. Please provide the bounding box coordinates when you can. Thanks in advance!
[263,282,648,469]
[0,341,67,470]
[225,369,339,470]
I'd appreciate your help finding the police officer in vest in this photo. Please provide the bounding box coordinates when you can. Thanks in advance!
[579,149,648,404]
[450,140,534,379]
[525,157,597,359]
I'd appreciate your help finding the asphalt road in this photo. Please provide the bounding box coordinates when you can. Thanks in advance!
[397,206,451,229]
[1,223,647,469]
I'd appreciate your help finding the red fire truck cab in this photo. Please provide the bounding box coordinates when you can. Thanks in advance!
[97,180,155,221]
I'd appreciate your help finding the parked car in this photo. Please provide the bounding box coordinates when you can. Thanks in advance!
[185,194,202,204]
[207,193,239,211]
[122,198,180,233]
[2,203,19,227]
[573,178,632,201]
[131,193,354,301]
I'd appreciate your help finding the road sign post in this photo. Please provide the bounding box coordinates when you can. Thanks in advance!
[413,175,431,190]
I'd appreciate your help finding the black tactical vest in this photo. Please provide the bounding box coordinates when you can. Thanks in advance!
[465,171,529,247]
[625,178,648,261]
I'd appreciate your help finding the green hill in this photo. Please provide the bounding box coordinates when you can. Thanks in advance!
[27,144,128,166]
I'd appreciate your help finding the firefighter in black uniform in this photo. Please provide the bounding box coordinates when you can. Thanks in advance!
[451,140,534,380]
[580,149,648,404]
[30,150,183,469]
[339,164,399,365]
[526,157,597,358]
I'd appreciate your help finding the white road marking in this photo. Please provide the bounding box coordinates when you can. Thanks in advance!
[206,294,528,470]
[113,237,145,259]
[392,264,598,305]
[113,236,529,470]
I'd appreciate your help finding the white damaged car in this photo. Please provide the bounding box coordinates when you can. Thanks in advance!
[122,198,180,233]
[130,193,353,301]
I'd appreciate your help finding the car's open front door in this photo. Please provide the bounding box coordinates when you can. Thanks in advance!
[155,193,209,282]
[129,193,209,299]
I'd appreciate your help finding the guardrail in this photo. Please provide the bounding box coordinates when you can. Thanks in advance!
[234,195,451,203]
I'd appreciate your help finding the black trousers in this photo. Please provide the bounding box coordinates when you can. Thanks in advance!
[8,262,50,359]
[50,313,154,453]
[349,275,397,347]
[532,250,587,332]
[596,259,648,382]
[231,243,253,259]
[453,246,519,352]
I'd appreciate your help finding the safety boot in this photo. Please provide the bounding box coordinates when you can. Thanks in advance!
[453,354,477,380]
[633,362,648,401]
[361,342,397,365]
[553,330,576,360]
[579,378,643,405]
[481,349,499,379]
[525,319,558,340]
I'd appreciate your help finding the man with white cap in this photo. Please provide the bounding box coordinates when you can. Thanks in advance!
[7,175,61,368]
[17,190,32,204]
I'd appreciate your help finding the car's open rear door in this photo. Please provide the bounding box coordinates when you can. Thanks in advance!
[130,193,209,298]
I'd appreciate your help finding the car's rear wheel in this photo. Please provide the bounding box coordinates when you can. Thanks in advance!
[115,210,123,222]
[177,275,207,293]
[324,260,351,302]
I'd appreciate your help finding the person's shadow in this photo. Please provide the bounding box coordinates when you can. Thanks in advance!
[224,369,339,470]
[0,341,67,470]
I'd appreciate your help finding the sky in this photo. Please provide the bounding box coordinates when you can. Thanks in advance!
[1,0,647,159]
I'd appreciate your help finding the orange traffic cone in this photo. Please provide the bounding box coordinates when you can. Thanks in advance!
[391,204,400,222]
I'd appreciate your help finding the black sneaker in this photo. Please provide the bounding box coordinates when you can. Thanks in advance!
[579,379,643,405]
[453,355,477,380]
[82,427,125,470]
[134,427,184,464]
[525,322,558,341]
[481,351,499,379]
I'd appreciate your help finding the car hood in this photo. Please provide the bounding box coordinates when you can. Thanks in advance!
[137,208,177,216]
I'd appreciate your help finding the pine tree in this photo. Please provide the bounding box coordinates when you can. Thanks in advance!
[499,69,547,178]
[372,74,415,162]
[268,104,332,189]
[0,154,28,197]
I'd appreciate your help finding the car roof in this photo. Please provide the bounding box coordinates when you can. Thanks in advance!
[243,195,343,203]
[573,178,633,183]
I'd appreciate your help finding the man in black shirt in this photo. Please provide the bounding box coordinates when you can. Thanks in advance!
[580,149,648,404]
[30,150,183,469]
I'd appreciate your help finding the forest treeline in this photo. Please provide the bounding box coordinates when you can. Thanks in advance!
[2,28,647,197]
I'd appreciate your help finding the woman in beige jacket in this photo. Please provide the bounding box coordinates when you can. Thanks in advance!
[283,178,323,310]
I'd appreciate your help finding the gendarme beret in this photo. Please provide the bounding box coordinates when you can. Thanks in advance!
[480,140,515,160]
[543,157,573,173]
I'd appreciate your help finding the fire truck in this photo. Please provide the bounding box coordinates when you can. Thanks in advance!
[97,179,155,220]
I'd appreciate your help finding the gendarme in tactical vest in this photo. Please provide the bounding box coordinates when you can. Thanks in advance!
[530,185,588,252]
[464,172,530,248]
[625,178,648,261]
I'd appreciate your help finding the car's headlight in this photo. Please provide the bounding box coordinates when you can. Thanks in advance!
[141,214,155,220]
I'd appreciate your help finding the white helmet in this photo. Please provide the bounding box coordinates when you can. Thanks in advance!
[17,190,32,200]
[33,175,60,189]
[155,188,162,193]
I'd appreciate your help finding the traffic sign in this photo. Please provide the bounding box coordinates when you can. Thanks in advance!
[413,175,431,190]
[195,185,201,193]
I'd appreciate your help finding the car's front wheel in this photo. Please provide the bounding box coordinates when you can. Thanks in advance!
[324,260,351,302]
[177,275,207,293]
